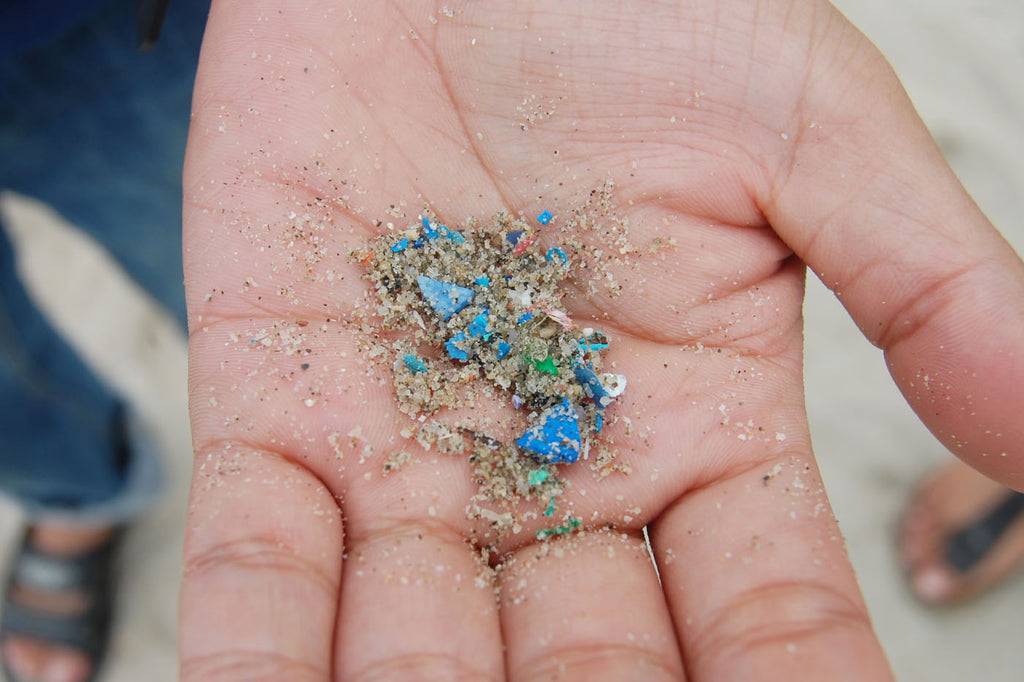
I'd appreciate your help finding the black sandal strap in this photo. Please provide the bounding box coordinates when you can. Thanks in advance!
[945,491,1024,573]
[12,543,111,594]
[0,598,107,657]
[1,529,119,663]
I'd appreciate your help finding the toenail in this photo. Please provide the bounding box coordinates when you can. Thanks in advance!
[2,639,35,676]
[43,654,89,682]
[913,566,955,602]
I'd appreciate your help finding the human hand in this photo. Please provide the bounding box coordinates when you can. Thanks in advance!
[180,1,1024,680]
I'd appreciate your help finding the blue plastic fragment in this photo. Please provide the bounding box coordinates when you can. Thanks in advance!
[391,238,409,253]
[417,275,475,320]
[507,230,524,245]
[595,413,603,433]
[578,331,609,351]
[422,217,465,243]
[537,210,553,225]
[413,237,425,248]
[516,399,581,464]
[517,312,534,324]
[468,309,490,338]
[512,394,525,409]
[421,217,440,238]
[573,365,612,407]
[441,225,466,243]
[445,332,469,361]
[497,341,511,359]
[545,247,568,264]
[475,276,490,287]
[403,354,428,374]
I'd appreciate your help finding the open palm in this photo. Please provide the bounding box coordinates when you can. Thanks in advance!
[181,1,1024,680]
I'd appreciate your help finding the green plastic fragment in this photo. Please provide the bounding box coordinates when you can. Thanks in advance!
[528,469,549,486]
[528,355,558,376]
[536,517,581,540]
[543,497,556,517]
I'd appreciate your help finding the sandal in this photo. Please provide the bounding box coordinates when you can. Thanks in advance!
[944,491,1024,573]
[900,462,1024,606]
[1,527,120,682]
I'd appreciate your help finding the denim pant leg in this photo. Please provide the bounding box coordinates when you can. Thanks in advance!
[0,224,134,519]
[0,0,208,523]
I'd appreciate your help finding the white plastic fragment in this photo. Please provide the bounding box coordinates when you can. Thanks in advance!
[599,373,627,397]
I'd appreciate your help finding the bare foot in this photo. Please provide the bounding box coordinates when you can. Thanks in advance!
[2,523,115,682]
[900,461,1024,605]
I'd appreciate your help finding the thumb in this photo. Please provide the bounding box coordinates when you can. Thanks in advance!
[764,18,1024,489]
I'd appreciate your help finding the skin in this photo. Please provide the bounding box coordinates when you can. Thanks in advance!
[181,1,1024,680]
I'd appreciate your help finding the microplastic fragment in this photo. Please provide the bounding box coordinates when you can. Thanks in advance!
[543,308,572,330]
[530,355,559,376]
[513,236,536,255]
[441,225,466,243]
[527,469,549,486]
[445,332,469,361]
[417,275,475,320]
[468,310,490,338]
[391,238,409,253]
[600,373,627,397]
[543,497,557,516]
[421,217,440,238]
[573,365,612,407]
[537,210,553,225]
[403,354,428,374]
[545,247,568,264]
[516,398,581,463]
[537,517,581,540]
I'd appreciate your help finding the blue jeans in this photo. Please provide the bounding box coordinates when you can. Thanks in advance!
[0,0,207,523]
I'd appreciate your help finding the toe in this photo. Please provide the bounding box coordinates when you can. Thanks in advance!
[2,637,93,682]
[910,565,958,604]
[41,647,92,682]
[900,462,1024,605]
[3,637,38,680]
